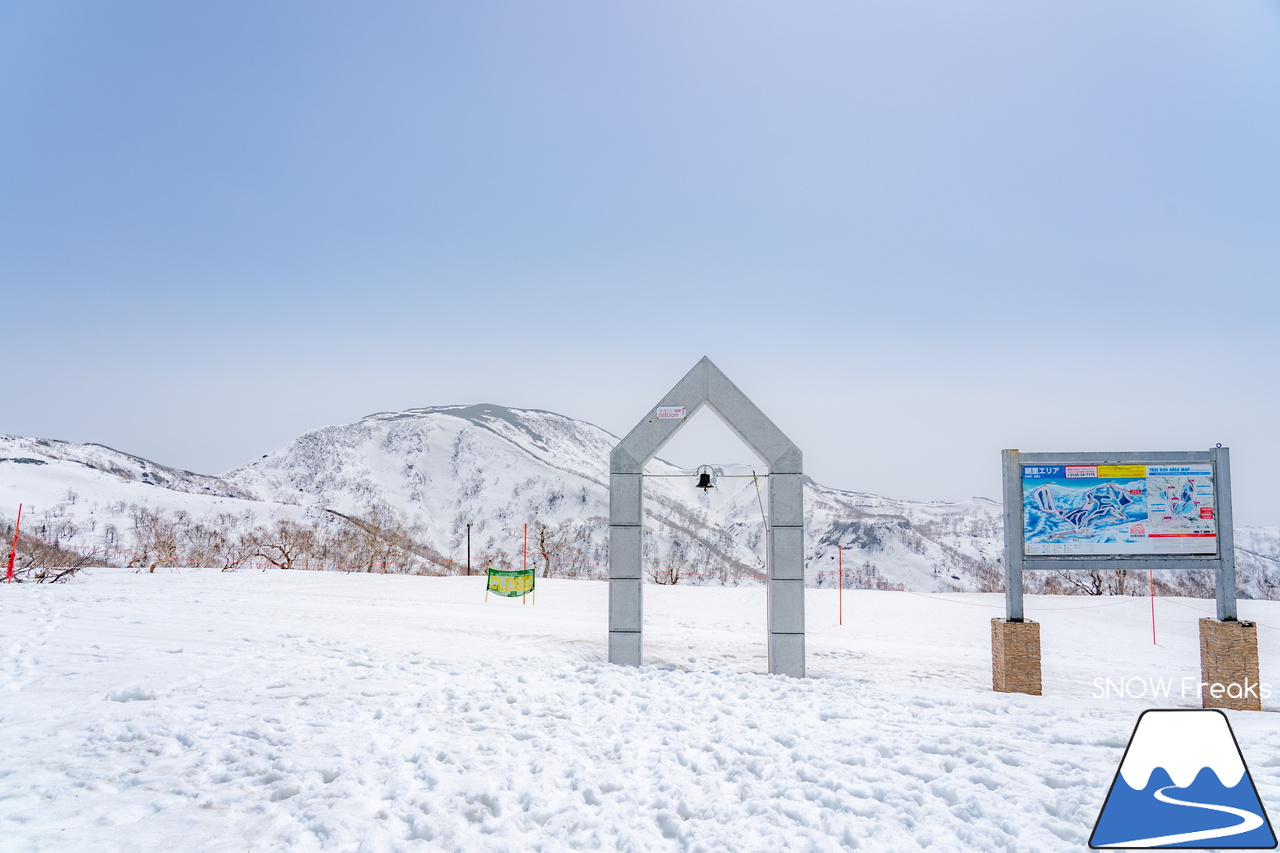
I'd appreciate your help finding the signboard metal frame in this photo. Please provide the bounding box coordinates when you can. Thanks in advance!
[1002,447,1236,622]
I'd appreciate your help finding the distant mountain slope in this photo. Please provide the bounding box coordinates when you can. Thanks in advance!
[0,435,304,561]
[1,436,251,499]
[220,405,1007,591]
[3,407,1278,596]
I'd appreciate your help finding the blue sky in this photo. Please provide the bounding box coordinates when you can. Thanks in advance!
[2,2,1278,524]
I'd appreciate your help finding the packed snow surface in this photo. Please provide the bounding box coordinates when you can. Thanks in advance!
[3,569,1279,852]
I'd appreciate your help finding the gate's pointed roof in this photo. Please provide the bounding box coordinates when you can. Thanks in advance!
[610,356,801,474]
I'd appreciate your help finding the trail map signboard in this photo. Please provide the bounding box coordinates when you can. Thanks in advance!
[1022,463,1218,557]
[1002,448,1236,622]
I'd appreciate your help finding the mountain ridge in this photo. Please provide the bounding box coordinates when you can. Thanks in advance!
[3,404,1278,596]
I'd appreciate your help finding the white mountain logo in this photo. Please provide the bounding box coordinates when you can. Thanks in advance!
[1091,709,1276,849]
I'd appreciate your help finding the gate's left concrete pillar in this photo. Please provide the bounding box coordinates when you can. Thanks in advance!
[609,456,643,665]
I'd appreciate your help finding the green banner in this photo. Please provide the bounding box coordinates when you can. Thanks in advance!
[486,567,535,597]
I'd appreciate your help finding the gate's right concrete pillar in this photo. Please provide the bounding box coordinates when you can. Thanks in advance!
[768,472,805,677]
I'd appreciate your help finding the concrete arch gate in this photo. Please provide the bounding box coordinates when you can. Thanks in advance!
[608,357,806,677]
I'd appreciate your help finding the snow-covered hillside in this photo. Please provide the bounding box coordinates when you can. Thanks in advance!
[0,437,304,565]
[217,404,1011,591]
[3,405,1279,595]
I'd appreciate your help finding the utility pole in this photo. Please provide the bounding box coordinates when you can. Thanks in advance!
[466,523,471,576]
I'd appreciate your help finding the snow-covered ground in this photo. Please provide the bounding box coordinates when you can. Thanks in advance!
[3,569,1279,852]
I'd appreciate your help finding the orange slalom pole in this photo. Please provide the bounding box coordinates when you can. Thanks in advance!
[838,546,843,626]
[1150,568,1156,645]
[6,504,20,583]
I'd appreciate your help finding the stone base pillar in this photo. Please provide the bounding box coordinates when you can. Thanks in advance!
[992,618,1042,695]
[1199,618,1262,711]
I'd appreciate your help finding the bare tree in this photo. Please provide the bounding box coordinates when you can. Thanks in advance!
[130,507,181,572]
[251,518,316,570]
[323,503,439,574]
[1053,568,1107,596]
[648,551,684,585]
[531,519,572,578]
[2,520,108,582]
[1047,567,1132,597]
[184,513,257,571]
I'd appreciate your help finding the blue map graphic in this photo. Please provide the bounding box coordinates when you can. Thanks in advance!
[1024,479,1147,545]
[1092,767,1276,848]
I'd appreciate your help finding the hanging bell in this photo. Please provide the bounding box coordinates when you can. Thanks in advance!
[695,468,714,491]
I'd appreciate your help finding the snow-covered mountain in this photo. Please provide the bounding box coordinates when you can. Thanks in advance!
[3,404,1278,595]
[0,436,307,567]
[216,404,1005,590]
[1,436,250,499]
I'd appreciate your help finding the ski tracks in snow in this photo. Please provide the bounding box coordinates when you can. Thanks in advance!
[3,587,63,694]
[1,569,1257,851]
[4,660,1098,849]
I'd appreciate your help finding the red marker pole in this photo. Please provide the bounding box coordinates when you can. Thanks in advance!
[6,504,21,583]
[838,546,843,626]
[1150,568,1156,645]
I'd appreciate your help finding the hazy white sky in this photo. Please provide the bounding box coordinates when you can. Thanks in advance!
[2,2,1278,524]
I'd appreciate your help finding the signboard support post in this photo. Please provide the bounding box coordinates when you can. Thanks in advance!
[1001,449,1025,622]
[1212,445,1236,622]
